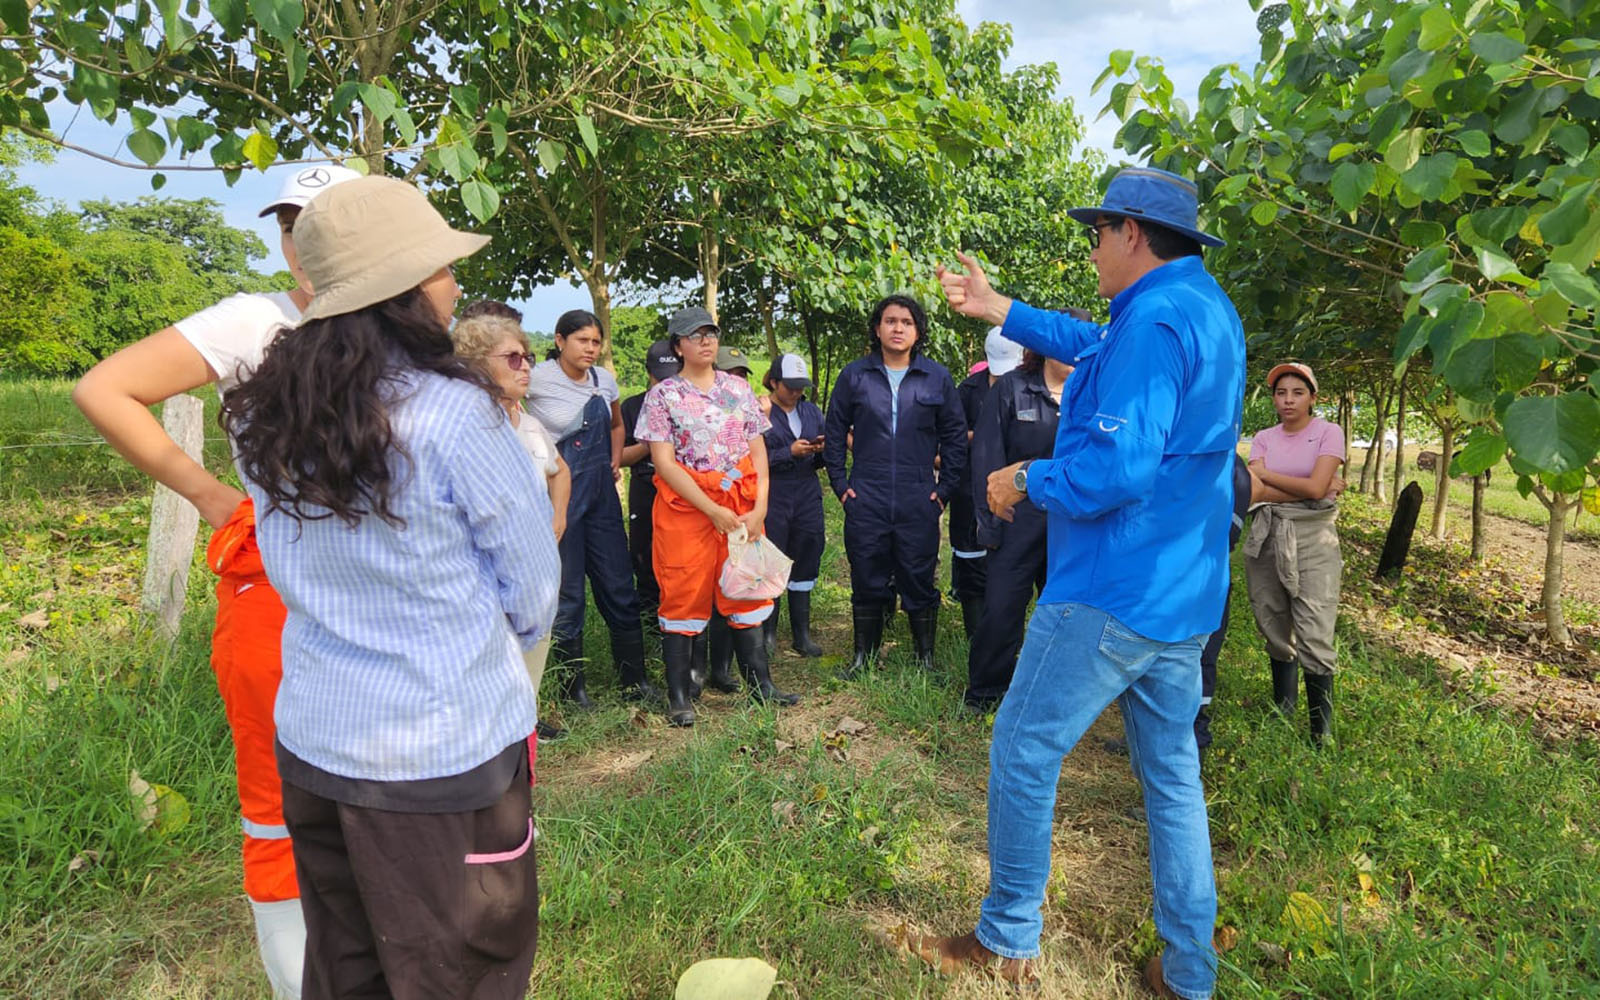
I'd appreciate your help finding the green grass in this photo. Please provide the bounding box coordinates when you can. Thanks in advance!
[4,379,1600,997]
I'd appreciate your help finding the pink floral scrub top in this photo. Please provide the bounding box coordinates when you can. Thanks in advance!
[635,371,770,472]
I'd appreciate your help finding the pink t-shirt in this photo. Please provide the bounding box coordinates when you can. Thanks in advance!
[1249,417,1345,478]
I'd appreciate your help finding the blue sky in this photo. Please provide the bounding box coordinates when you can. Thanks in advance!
[15,1,1260,324]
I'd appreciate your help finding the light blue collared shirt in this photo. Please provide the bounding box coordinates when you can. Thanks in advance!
[250,372,560,782]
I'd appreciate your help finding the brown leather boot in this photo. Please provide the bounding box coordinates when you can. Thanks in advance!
[910,931,1038,988]
[1142,954,1182,998]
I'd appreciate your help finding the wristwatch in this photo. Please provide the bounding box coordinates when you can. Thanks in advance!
[1012,461,1032,494]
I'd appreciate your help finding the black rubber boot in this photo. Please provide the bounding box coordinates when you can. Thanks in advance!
[706,615,740,693]
[763,596,781,658]
[555,634,595,710]
[959,596,984,643]
[688,631,708,701]
[1270,658,1299,718]
[908,605,939,672]
[1305,671,1334,747]
[662,633,696,727]
[788,590,825,657]
[535,718,568,741]
[612,628,659,702]
[733,624,799,706]
[841,604,886,680]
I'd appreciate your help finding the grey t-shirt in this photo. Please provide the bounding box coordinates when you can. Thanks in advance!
[525,360,619,441]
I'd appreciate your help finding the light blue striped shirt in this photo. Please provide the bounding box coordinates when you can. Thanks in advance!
[249,372,560,782]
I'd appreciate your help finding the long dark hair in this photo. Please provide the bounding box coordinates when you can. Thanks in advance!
[867,294,927,356]
[223,288,497,528]
[1017,349,1044,375]
[555,309,602,341]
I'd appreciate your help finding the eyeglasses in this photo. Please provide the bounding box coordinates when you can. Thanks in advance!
[491,351,532,370]
[680,330,720,344]
[1085,221,1121,249]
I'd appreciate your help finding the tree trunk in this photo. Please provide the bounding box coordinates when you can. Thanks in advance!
[1338,392,1353,466]
[1390,374,1407,506]
[586,274,616,374]
[1431,420,1454,539]
[1541,491,1573,646]
[1470,474,1487,562]
[1360,378,1391,494]
[759,280,779,361]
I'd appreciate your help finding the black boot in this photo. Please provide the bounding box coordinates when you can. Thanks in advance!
[1305,671,1334,747]
[908,605,939,672]
[841,604,886,680]
[788,590,824,657]
[706,615,740,693]
[733,624,799,705]
[959,596,984,643]
[688,631,708,701]
[763,596,781,658]
[612,628,659,702]
[1270,658,1299,718]
[556,634,595,710]
[661,633,696,727]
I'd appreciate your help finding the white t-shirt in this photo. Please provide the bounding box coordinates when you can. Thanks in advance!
[510,407,560,485]
[173,291,300,393]
[524,360,619,441]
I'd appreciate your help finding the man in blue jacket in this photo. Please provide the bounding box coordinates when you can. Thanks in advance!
[916,167,1245,1000]
[824,294,968,676]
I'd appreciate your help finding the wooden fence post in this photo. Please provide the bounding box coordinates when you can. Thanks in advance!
[140,394,205,638]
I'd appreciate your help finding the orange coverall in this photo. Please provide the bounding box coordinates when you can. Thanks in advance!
[652,453,773,635]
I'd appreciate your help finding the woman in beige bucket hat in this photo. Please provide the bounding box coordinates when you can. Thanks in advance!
[223,176,560,1000]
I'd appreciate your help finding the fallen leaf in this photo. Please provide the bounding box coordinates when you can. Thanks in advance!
[833,716,870,736]
[43,674,63,692]
[1280,891,1331,948]
[17,610,49,630]
[1213,925,1240,952]
[128,770,190,838]
[629,708,651,728]
[773,739,794,754]
[770,801,797,827]
[608,750,654,775]
[128,771,158,831]
[1256,941,1289,966]
[67,850,102,872]
[1357,872,1381,907]
[808,784,828,804]
[674,957,778,1000]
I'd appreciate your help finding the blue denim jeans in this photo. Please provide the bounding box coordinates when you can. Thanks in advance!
[976,602,1217,1000]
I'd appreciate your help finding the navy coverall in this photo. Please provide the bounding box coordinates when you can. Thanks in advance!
[967,367,1060,708]
[763,398,827,592]
[823,352,968,612]
[554,380,646,686]
[620,391,659,614]
[949,370,993,605]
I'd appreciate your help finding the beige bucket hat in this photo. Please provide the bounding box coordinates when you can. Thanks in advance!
[293,176,490,323]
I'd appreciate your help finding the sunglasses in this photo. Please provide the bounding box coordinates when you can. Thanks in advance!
[1086,221,1120,249]
[492,351,533,370]
[680,330,720,344]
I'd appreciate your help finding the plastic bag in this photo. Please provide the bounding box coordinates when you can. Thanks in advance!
[719,524,792,601]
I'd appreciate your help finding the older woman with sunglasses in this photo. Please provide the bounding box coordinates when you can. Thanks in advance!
[452,311,572,740]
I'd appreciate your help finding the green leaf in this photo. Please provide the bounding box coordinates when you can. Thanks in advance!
[1388,49,1433,89]
[1454,129,1490,157]
[127,129,166,166]
[174,116,216,154]
[391,107,417,146]
[537,139,564,174]
[1417,4,1455,50]
[1549,210,1600,268]
[249,0,304,46]
[1401,152,1457,201]
[1543,262,1600,309]
[575,113,599,157]
[450,84,480,116]
[1469,32,1526,64]
[241,131,277,171]
[1108,49,1134,76]
[1393,313,1429,363]
[150,172,167,191]
[1538,181,1596,246]
[675,958,777,1000]
[208,0,245,35]
[1493,87,1543,144]
[1426,298,1484,363]
[1400,220,1447,248]
[1476,246,1524,283]
[1385,127,1426,172]
[1470,206,1527,246]
[1450,432,1506,476]
[123,35,155,74]
[0,0,30,31]
[287,39,308,90]
[357,83,397,124]
[1250,201,1278,226]
[130,108,156,130]
[1330,161,1376,214]
[1327,142,1360,161]
[460,179,500,222]
[1441,334,1543,402]
[1504,393,1600,475]
[1549,123,1589,159]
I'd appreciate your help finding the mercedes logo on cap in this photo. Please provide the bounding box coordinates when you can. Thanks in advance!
[297,167,332,187]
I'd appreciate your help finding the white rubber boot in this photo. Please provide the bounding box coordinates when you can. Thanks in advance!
[249,897,306,999]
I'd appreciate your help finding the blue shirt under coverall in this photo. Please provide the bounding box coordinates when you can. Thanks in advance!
[1002,255,1245,643]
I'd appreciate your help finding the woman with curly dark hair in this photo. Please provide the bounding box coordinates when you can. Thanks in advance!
[224,176,558,1000]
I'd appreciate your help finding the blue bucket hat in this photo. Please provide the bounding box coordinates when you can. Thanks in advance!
[1067,166,1224,248]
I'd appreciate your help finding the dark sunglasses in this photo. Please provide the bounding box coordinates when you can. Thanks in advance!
[492,351,532,370]
[1085,221,1120,249]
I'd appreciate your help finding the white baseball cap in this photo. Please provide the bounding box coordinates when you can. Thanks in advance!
[984,327,1024,377]
[258,164,364,217]
[774,353,812,389]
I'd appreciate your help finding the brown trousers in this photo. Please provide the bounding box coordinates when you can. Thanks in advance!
[282,765,539,1000]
